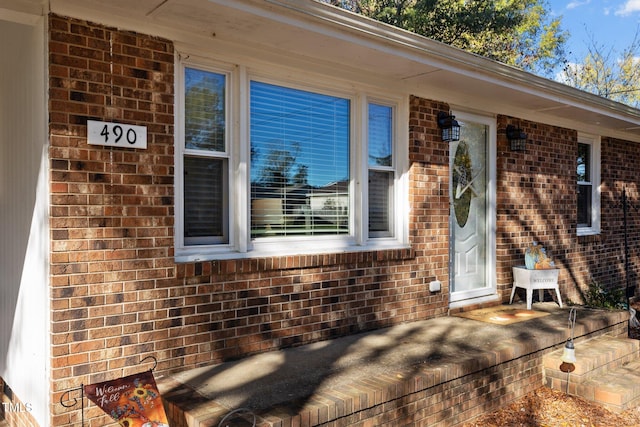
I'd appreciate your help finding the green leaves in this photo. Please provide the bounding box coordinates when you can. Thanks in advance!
[325,0,567,77]
[559,28,640,108]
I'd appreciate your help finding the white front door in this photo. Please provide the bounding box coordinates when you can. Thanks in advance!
[449,113,496,306]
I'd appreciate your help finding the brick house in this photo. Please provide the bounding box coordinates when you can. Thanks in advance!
[1,0,640,426]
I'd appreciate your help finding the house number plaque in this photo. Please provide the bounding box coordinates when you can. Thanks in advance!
[87,120,147,149]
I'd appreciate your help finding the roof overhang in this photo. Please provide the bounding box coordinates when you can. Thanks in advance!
[12,0,640,142]
[0,0,46,24]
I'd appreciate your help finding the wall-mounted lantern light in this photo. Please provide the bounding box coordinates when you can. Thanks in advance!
[506,125,527,152]
[437,111,460,142]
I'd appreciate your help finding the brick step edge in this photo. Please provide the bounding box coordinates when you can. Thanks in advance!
[543,336,639,382]
[581,359,640,412]
[546,359,640,413]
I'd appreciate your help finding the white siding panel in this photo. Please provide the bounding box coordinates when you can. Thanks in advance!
[0,17,49,427]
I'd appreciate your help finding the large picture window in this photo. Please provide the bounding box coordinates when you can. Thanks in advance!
[250,81,350,237]
[176,60,408,261]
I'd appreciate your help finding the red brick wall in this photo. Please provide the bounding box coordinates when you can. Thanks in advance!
[408,96,451,288]
[496,118,640,305]
[48,14,176,427]
[586,137,640,296]
[47,16,450,427]
[44,12,640,427]
[496,117,577,302]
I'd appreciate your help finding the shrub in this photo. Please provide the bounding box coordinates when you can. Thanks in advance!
[584,280,627,310]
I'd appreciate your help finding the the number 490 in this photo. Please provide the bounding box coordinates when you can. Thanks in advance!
[100,124,137,144]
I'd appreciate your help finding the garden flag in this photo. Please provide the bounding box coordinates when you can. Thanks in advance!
[84,370,170,427]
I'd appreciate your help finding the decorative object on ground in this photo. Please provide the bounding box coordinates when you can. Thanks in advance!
[84,370,169,427]
[561,308,577,362]
[560,308,577,392]
[454,305,550,325]
[510,266,562,310]
[524,241,554,270]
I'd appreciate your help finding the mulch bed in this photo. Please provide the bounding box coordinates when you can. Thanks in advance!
[461,386,640,427]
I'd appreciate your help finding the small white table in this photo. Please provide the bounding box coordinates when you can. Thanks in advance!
[510,266,562,310]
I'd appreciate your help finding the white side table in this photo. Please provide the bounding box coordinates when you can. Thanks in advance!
[510,266,562,310]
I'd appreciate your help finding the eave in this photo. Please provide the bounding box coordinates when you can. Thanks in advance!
[12,0,640,142]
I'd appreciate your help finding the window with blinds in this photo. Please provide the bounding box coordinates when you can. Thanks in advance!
[368,103,394,237]
[177,60,407,258]
[250,81,350,237]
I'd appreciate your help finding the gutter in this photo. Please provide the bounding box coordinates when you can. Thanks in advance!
[262,0,640,127]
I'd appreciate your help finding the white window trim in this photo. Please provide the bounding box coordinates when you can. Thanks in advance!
[174,59,238,260]
[175,56,410,262]
[577,133,601,236]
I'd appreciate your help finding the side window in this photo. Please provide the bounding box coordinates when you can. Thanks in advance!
[577,135,600,235]
[368,103,394,237]
[182,67,229,245]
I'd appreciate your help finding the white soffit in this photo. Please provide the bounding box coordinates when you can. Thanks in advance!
[0,0,45,24]
[46,0,640,141]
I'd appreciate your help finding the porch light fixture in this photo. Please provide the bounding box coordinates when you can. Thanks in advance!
[437,111,460,142]
[506,125,527,152]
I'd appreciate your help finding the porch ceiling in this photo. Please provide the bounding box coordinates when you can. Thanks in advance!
[37,0,640,142]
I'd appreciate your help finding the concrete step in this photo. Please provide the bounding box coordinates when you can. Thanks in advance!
[544,335,639,384]
[578,359,640,412]
[543,335,640,413]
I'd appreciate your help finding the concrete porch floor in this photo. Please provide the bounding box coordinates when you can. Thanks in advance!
[156,303,630,427]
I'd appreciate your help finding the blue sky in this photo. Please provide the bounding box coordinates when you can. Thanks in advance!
[546,0,640,61]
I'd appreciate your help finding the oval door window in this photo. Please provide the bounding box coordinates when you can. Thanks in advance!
[453,141,473,227]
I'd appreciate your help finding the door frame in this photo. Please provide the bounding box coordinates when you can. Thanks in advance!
[449,110,498,308]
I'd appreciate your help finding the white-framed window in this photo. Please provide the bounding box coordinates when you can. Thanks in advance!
[368,102,395,238]
[249,80,350,239]
[175,58,409,261]
[181,66,230,246]
[577,133,601,235]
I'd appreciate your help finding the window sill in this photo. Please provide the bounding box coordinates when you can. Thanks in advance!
[175,239,412,264]
[577,228,600,237]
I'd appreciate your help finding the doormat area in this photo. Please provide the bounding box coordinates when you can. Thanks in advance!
[454,305,550,325]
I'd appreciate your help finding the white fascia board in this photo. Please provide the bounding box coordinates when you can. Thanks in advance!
[261,1,640,126]
[49,0,640,138]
